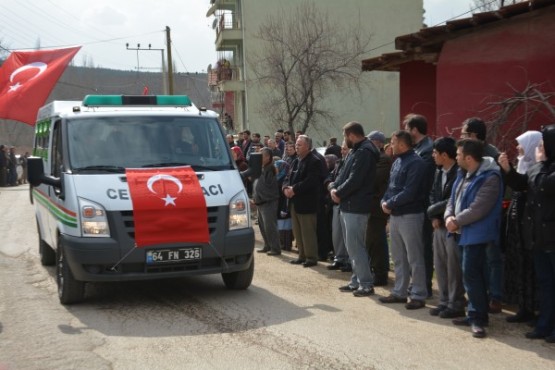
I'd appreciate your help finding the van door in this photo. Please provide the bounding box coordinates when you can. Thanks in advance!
[46,119,65,246]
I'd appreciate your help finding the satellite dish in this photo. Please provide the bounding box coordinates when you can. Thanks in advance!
[212,18,218,29]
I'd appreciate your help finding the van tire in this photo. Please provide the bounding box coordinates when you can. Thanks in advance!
[39,238,56,267]
[37,220,55,266]
[56,240,85,304]
[222,257,254,290]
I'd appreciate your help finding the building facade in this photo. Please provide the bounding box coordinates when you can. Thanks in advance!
[362,0,555,148]
[206,0,423,145]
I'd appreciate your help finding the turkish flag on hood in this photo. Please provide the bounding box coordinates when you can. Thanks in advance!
[0,46,81,125]
[126,166,210,247]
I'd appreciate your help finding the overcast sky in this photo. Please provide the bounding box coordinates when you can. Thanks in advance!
[0,0,481,73]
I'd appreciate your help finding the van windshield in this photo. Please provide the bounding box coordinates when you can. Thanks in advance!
[67,115,233,173]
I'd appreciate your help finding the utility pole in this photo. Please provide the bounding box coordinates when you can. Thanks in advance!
[125,43,167,94]
[165,26,174,95]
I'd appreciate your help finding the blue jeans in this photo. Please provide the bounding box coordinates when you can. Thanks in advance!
[340,211,373,289]
[389,213,427,301]
[534,250,555,335]
[486,242,503,302]
[461,243,489,325]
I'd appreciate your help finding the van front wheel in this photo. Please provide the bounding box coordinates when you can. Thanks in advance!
[37,221,55,266]
[222,258,254,290]
[56,240,85,305]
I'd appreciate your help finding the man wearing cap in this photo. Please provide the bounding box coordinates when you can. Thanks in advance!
[366,131,393,286]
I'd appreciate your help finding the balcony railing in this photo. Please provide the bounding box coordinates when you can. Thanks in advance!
[216,13,239,36]
[208,64,241,86]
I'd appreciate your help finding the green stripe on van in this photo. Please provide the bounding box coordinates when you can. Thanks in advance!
[33,189,78,228]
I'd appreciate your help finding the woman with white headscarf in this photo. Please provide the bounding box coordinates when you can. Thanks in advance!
[502,130,542,324]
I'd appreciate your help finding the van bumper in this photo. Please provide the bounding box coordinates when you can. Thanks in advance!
[60,228,255,282]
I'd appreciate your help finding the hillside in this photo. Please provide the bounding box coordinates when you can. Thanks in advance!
[0,65,211,153]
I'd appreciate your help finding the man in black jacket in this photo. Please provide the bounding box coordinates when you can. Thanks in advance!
[427,137,465,318]
[283,135,322,267]
[405,113,436,298]
[330,122,380,297]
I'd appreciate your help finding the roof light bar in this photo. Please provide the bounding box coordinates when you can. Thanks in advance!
[82,95,192,107]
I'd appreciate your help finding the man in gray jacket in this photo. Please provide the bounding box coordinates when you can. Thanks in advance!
[330,122,380,297]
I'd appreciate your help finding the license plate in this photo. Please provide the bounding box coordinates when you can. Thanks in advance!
[146,247,202,264]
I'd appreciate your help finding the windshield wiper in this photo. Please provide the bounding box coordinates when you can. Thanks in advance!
[142,162,216,171]
[142,162,190,168]
[72,165,126,173]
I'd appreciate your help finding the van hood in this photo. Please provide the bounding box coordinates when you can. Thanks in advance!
[70,170,243,211]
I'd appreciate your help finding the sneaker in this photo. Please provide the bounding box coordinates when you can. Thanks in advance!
[439,308,466,319]
[353,287,375,297]
[405,299,425,310]
[379,294,407,304]
[339,285,358,292]
[429,305,447,316]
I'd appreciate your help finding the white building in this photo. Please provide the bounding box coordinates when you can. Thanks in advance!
[206,0,423,145]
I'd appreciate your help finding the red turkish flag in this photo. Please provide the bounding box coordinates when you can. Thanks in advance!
[0,46,81,125]
[126,166,210,247]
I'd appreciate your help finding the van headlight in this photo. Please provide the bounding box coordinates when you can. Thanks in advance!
[229,191,249,230]
[78,197,110,237]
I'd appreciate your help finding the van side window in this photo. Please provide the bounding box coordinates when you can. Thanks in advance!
[51,120,63,178]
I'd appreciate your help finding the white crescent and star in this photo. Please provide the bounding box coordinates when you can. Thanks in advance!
[8,62,48,92]
[146,174,183,206]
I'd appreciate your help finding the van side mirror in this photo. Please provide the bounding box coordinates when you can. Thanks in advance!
[28,157,62,188]
[240,152,262,179]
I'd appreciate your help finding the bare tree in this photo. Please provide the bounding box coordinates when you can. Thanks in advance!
[447,81,555,156]
[471,0,525,12]
[250,1,371,134]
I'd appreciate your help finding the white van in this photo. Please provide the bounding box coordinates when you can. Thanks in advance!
[28,95,256,304]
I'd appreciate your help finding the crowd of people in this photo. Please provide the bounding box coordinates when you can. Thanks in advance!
[0,145,28,187]
[229,115,555,342]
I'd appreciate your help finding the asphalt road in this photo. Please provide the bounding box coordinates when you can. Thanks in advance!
[0,184,554,369]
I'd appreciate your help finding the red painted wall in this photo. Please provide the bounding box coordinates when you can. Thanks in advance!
[435,8,555,147]
[400,61,437,136]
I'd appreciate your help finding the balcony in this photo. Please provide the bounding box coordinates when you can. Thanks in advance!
[209,62,244,92]
[215,13,242,50]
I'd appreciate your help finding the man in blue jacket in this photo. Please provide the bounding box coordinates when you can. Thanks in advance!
[330,122,380,297]
[445,139,503,339]
[379,131,428,309]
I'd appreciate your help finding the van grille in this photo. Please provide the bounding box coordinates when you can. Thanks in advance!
[120,206,219,240]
